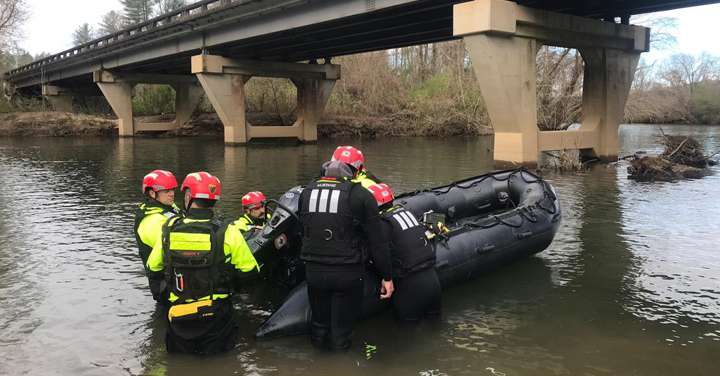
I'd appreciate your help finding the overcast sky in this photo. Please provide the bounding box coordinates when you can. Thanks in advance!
[18,0,720,62]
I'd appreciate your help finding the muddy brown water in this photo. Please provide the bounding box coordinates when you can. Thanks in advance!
[1,124,719,375]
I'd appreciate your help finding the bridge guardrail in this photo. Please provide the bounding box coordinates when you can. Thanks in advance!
[4,0,242,80]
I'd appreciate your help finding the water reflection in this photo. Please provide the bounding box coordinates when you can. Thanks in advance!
[0,125,719,375]
[618,168,720,344]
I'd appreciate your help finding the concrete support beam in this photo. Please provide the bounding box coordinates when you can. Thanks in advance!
[42,85,73,112]
[173,82,205,128]
[464,34,541,165]
[454,0,648,165]
[292,77,337,142]
[94,70,202,135]
[579,48,640,159]
[192,54,339,144]
[97,82,134,136]
[192,55,341,79]
[454,0,649,51]
[93,70,198,85]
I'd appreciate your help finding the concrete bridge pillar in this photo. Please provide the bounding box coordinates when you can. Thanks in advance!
[96,81,134,136]
[579,48,641,159]
[42,85,74,112]
[454,0,648,166]
[93,70,203,136]
[192,55,339,144]
[172,82,205,129]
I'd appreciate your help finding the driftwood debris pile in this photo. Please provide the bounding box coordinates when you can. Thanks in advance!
[627,132,717,181]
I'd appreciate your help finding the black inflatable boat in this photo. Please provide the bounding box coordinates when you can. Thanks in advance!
[247,168,562,339]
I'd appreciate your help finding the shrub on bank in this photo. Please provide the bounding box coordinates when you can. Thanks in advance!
[0,96,45,113]
[132,84,175,116]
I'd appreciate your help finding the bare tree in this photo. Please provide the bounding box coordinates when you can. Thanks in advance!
[632,14,678,51]
[0,0,29,48]
[664,53,718,95]
[99,10,125,35]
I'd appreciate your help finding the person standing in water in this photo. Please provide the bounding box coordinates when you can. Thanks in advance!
[298,160,394,351]
[327,146,381,189]
[368,183,441,321]
[134,170,182,304]
[146,172,259,353]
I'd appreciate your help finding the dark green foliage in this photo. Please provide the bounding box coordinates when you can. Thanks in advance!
[154,0,187,15]
[72,23,94,46]
[98,10,124,35]
[121,0,153,26]
[132,84,175,116]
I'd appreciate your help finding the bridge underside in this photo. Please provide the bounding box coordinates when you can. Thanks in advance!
[9,0,712,91]
[5,0,698,165]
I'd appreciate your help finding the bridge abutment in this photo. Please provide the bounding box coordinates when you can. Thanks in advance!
[192,55,339,145]
[42,86,74,112]
[454,0,648,166]
[93,71,203,136]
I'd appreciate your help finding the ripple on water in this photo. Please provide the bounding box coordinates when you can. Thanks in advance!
[1,129,720,375]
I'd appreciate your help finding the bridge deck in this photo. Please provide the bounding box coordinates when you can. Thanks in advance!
[6,0,720,90]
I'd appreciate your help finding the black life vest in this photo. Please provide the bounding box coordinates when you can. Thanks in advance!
[133,200,179,267]
[381,206,436,279]
[161,216,233,304]
[299,177,365,265]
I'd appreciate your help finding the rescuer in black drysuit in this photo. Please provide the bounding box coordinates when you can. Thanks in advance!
[368,183,441,321]
[297,160,395,351]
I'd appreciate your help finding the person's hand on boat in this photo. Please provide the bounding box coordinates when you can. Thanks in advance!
[380,279,394,299]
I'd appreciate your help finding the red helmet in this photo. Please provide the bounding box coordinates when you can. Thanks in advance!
[181,172,221,200]
[331,146,364,170]
[242,191,266,209]
[142,170,178,193]
[367,184,394,206]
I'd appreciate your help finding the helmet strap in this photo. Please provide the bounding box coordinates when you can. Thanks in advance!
[185,196,195,211]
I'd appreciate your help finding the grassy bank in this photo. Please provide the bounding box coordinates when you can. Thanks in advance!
[0,111,491,138]
[0,112,116,136]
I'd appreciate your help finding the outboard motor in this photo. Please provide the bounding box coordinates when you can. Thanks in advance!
[247,186,306,288]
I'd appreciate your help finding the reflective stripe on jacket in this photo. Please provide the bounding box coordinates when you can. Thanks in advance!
[147,217,259,303]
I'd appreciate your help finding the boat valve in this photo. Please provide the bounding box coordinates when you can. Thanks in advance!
[516,231,533,239]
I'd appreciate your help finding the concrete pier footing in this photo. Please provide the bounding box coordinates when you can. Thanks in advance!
[93,70,203,136]
[191,54,339,144]
[42,85,74,112]
[454,0,648,166]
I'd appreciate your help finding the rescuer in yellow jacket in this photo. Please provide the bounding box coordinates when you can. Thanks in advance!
[134,170,182,303]
[237,191,271,238]
[146,172,259,354]
[329,145,381,189]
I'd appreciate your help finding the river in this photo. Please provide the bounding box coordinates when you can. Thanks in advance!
[0,124,718,375]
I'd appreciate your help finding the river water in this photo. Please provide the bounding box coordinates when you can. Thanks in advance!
[0,124,718,375]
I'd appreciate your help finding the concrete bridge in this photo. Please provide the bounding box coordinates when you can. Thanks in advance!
[5,0,719,165]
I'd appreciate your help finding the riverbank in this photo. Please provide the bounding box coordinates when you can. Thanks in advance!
[0,112,117,137]
[0,111,492,138]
